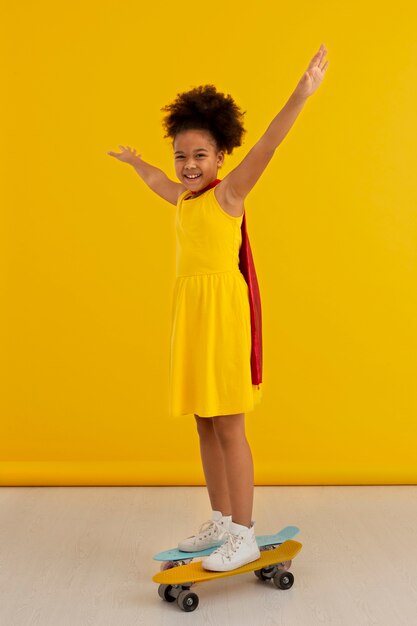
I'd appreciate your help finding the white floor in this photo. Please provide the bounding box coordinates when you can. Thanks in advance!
[0,485,416,625]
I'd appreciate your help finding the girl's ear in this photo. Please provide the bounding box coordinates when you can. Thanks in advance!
[217,151,225,168]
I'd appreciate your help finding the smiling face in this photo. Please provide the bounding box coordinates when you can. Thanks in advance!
[173,129,224,194]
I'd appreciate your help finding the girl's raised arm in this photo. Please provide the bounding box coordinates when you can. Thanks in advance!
[222,44,329,203]
[107,146,186,205]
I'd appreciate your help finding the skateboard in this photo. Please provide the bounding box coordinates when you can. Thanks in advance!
[153,525,300,570]
[153,539,302,612]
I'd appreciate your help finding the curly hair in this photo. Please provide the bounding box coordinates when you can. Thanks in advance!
[161,84,246,155]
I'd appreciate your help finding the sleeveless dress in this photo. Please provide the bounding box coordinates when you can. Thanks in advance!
[169,185,263,418]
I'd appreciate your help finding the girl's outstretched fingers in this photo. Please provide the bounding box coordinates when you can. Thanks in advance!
[293,44,329,100]
[318,44,329,71]
[107,145,141,164]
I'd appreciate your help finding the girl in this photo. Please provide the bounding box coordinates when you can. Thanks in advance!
[108,43,329,571]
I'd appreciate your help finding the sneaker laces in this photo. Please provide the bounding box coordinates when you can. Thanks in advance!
[211,530,242,560]
[197,519,222,538]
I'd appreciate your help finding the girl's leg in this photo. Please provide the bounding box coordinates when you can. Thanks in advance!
[194,415,232,516]
[212,413,254,528]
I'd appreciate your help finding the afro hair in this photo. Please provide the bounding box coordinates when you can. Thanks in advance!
[161,84,246,155]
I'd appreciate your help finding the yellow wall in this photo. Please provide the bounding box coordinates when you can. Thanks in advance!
[1,1,417,486]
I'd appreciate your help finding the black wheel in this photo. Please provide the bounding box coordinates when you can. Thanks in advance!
[273,570,294,590]
[158,584,176,602]
[177,590,199,612]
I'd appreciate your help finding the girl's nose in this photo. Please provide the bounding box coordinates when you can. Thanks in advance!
[184,157,197,168]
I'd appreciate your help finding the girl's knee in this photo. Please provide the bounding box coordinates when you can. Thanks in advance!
[194,414,215,436]
[212,413,246,444]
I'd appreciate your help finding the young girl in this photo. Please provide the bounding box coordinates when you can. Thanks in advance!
[108,43,329,571]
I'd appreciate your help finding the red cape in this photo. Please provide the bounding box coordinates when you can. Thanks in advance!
[189,179,263,386]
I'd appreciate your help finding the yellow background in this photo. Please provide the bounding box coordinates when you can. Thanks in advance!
[1,1,417,485]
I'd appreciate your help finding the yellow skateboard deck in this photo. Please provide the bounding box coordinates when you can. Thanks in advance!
[153,539,302,612]
[153,539,301,584]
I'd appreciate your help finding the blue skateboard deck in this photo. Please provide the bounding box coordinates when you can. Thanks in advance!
[153,525,300,562]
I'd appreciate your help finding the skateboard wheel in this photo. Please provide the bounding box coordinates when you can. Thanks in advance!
[160,558,192,571]
[273,571,294,590]
[160,560,176,571]
[158,584,176,602]
[260,544,279,552]
[177,590,199,612]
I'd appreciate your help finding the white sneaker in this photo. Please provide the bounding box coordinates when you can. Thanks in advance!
[177,510,232,552]
[202,520,261,571]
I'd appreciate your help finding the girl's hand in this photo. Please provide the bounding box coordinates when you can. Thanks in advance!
[293,43,329,100]
[107,145,142,165]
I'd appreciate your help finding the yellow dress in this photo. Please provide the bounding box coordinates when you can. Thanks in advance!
[169,186,263,418]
